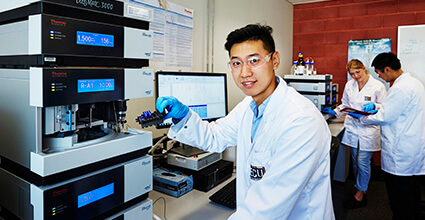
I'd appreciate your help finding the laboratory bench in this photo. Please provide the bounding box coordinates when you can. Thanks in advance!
[149,173,236,220]
[148,116,347,220]
[328,115,345,137]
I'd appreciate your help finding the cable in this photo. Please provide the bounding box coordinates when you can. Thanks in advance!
[112,102,119,132]
[153,197,167,220]
[148,134,168,155]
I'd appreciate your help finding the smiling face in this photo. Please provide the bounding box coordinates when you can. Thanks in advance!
[348,67,369,84]
[229,40,280,106]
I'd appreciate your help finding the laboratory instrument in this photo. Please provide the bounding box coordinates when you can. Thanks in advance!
[0,1,154,219]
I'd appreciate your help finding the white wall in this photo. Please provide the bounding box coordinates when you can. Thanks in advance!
[126,0,210,138]
[209,0,293,162]
[126,0,293,140]
[211,0,293,109]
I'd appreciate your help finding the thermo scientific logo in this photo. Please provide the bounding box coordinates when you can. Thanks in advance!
[184,9,193,15]
[50,19,66,26]
[76,0,114,10]
[52,72,67,77]
[52,188,68,196]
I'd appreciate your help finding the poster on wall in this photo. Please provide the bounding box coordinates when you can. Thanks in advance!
[348,38,391,88]
[130,0,194,72]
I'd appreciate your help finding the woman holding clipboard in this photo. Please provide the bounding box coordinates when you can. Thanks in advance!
[322,59,387,209]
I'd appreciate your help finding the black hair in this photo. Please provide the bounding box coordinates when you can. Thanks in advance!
[224,24,275,55]
[371,52,401,72]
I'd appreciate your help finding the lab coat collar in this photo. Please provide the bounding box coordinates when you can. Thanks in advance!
[245,75,285,144]
[353,74,371,91]
[363,74,372,89]
[249,93,271,118]
[261,75,288,123]
[393,72,410,86]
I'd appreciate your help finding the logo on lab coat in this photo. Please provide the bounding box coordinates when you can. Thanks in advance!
[250,165,266,181]
[364,96,371,101]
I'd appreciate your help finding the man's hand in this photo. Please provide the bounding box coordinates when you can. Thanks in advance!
[367,110,378,114]
[348,112,362,120]
[156,96,189,120]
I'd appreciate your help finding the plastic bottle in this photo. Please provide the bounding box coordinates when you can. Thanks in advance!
[305,57,311,75]
[291,61,297,75]
[296,52,305,75]
[310,58,317,75]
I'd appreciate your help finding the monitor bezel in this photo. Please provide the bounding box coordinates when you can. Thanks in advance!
[155,71,228,122]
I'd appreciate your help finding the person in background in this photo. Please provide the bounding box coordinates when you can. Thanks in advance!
[156,24,335,219]
[323,59,387,209]
[350,52,425,220]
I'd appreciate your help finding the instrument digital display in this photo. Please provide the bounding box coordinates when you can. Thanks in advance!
[76,31,114,47]
[78,183,114,208]
[77,79,115,93]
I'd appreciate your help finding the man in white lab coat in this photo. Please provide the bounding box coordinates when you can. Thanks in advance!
[350,52,425,220]
[156,24,335,219]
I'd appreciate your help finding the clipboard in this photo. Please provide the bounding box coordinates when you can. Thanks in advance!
[340,107,373,115]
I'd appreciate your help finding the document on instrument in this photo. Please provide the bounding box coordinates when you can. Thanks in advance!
[340,107,374,115]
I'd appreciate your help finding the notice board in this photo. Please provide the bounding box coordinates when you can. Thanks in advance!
[130,0,194,71]
[398,24,425,87]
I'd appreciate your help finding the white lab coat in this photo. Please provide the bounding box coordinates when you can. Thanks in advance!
[336,76,387,151]
[168,76,335,220]
[360,72,425,176]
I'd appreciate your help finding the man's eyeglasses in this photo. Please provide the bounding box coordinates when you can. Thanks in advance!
[228,52,273,73]
[375,69,385,75]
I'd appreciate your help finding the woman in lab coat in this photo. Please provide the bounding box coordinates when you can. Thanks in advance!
[324,59,387,208]
[157,24,334,219]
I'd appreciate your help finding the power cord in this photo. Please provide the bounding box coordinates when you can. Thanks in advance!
[153,197,167,220]
[149,134,169,156]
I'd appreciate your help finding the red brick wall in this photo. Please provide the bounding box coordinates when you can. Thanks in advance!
[293,0,425,97]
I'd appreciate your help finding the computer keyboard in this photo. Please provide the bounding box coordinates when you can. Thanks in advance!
[209,178,236,209]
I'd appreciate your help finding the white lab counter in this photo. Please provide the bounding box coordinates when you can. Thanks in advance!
[149,116,347,220]
[328,115,345,136]
[149,174,236,220]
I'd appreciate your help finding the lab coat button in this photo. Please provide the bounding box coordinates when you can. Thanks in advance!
[184,125,188,129]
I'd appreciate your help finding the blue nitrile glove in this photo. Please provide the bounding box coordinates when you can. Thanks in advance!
[348,112,362,119]
[362,102,376,112]
[368,109,378,114]
[322,107,335,115]
[156,96,189,120]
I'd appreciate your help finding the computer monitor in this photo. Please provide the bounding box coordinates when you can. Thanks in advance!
[156,72,228,124]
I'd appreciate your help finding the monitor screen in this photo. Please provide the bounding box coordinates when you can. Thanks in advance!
[156,72,228,124]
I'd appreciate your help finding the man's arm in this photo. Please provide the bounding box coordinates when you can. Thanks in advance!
[360,87,409,125]
[167,102,244,153]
